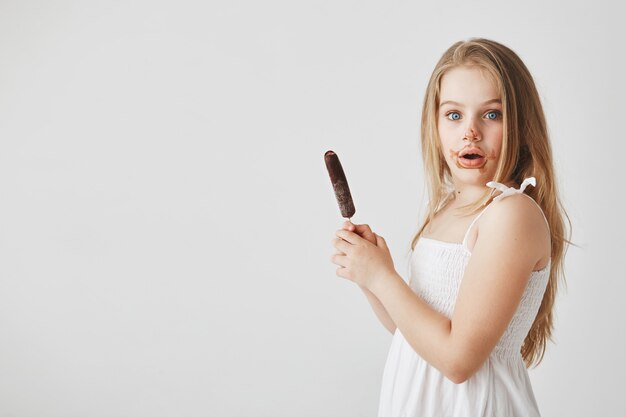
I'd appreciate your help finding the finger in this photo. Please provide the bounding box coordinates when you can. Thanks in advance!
[375,233,388,248]
[332,236,353,253]
[335,229,361,245]
[353,224,372,234]
[330,252,349,267]
[336,266,350,280]
[342,220,355,231]
[353,225,376,243]
[333,246,346,256]
[341,226,375,245]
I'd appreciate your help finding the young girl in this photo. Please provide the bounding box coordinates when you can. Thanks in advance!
[330,38,571,417]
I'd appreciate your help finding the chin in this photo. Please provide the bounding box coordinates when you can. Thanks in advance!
[453,170,492,184]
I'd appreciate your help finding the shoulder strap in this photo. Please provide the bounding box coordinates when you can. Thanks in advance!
[461,204,491,248]
[461,176,550,250]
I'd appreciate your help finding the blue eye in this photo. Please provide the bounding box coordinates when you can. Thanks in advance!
[446,112,461,121]
[486,111,501,120]
[444,110,502,121]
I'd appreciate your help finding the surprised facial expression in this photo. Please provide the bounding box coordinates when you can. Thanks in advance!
[437,66,504,182]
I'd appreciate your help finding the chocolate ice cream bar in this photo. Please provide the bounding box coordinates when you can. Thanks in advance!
[324,150,356,219]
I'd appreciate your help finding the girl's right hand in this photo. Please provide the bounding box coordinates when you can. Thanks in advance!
[335,221,378,250]
[347,221,377,245]
[334,221,378,290]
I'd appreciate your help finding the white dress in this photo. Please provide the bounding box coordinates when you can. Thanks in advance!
[377,178,551,417]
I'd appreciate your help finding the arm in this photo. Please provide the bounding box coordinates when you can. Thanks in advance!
[370,194,549,383]
[339,221,397,335]
[370,272,457,379]
[359,285,397,335]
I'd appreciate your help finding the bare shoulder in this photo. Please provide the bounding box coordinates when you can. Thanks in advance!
[477,193,551,268]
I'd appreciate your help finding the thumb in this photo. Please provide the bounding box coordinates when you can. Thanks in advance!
[355,225,376,244]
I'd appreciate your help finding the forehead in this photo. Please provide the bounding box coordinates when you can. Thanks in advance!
[439,66,500,104]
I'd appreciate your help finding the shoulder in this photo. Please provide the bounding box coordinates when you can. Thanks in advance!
[482,193,547,231]
[478,193,550,260]
[483,193,545,224]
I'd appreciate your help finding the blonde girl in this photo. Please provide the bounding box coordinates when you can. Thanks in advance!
[330,38,572,417]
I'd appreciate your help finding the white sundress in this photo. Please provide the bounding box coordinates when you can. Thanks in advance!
[377,177,551,417]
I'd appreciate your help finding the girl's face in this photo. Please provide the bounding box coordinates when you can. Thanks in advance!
[437,66,503,185]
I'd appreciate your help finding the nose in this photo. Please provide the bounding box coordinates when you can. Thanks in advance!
[464,126,481,142]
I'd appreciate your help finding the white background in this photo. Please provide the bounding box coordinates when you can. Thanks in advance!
[0,1,623,416]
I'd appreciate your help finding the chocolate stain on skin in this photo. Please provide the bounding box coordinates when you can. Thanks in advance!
[448,148,498,174]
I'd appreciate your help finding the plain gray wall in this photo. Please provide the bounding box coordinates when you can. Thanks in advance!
[0,1,623,416]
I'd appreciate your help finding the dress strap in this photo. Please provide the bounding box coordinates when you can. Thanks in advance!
[486,177,536,202]
[461,176,549,250]
[461,206,490,249]
[486,176,550,233]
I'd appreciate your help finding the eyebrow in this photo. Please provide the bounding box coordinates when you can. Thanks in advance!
[439,98,502,108]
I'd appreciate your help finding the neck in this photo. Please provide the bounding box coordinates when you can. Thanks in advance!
[448,183,489,208]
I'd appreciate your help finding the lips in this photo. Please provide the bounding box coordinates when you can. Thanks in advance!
[459,147,485,158]
[457,147,487,168]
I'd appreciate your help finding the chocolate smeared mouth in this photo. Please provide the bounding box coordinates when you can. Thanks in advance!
[459,147,485,157]
[450,146,492,171]
[462,153,483,160]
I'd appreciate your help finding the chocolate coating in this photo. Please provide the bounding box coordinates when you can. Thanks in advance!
[324,150,356,218]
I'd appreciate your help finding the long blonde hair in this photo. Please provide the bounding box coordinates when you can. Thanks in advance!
[411,38,574,368]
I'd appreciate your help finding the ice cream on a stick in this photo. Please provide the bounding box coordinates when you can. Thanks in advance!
[324,150,356,219]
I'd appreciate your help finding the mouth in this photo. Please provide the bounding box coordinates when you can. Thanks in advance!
[457,148,487,168]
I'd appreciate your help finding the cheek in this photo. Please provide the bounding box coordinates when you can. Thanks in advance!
[485,127,503,158]
[438,129,455,154]
[492,125,504,145]
[437,122,452,137]
[448,147,460,164]
[492,138,503,159]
